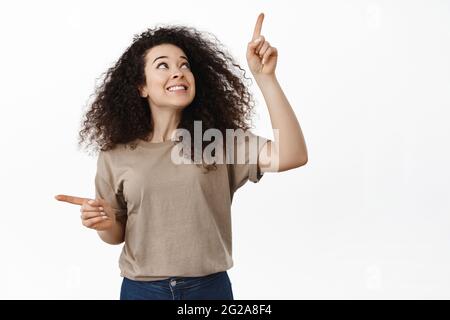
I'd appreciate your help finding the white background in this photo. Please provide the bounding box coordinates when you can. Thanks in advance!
[0,0,449,299]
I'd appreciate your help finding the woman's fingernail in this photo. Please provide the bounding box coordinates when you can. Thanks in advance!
[88,200,94,205]
[254,38,261,43]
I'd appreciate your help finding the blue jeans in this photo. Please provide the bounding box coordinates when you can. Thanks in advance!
[120,271,234,300]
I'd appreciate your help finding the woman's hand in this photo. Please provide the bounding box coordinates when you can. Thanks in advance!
[246,13,278,78]
[55,194,116,231]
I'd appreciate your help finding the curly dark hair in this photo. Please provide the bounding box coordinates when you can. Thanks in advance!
[78,24,258,171]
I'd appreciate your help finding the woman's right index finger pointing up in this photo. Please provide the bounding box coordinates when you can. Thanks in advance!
[252,13,265,41]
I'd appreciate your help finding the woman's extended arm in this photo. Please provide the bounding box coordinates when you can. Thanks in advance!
[246,13,308,172]
[97,217,125,245]
[55,195,125,245]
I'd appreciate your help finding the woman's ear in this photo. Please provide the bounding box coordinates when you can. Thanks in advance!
[138,85,148,98]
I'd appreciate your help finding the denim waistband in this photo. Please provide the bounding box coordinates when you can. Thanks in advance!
[127,271,227,289]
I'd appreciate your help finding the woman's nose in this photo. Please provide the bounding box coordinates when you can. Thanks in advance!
[171,69,184,79]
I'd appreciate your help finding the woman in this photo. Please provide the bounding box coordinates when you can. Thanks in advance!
[55,13,308,300]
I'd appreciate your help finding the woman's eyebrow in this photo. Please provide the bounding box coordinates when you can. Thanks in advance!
[152,55,188,64]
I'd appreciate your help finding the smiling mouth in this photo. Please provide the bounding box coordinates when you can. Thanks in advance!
[167,85,188,92]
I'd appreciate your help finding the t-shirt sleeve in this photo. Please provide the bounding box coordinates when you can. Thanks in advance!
[227,131,269,193]
[94,151,128,221]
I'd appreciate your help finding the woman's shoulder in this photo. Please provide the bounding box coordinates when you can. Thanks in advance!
[97,140,139,164]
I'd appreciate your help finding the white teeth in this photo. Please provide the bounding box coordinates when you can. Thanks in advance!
[168,85,186,91]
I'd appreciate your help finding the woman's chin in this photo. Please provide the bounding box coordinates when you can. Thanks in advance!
[166,102,192,110]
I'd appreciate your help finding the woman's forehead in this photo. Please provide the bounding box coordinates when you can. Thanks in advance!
[146,44,186,60]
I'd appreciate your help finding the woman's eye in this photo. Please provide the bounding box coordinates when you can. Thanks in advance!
[156,62,190,69]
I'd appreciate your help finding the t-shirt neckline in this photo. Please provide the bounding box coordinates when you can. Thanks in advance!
[137,138,177,149]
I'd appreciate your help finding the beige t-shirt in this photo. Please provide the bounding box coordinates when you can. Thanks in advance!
[94,130,268,281]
